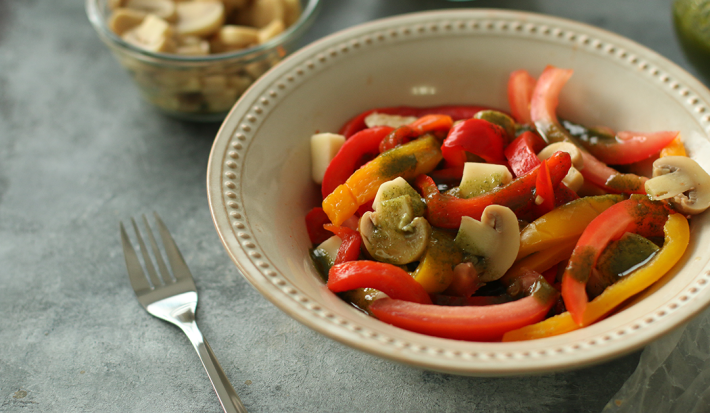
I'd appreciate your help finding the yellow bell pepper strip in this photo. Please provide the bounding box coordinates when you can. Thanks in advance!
[660,136,687,157]
[412,230,463,294]
[370,274,559,342]
[561,197,673,325]
[415,151,572,229]
[322,135,443,226]
[517,194,624,260]
[502,213,689,341]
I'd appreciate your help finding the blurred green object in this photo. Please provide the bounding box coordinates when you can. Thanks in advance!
[673,0,710,83]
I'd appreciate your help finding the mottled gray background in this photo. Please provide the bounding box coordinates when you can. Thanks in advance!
[0,0,696,412]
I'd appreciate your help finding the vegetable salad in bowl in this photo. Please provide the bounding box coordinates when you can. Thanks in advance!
[306,65,709,342]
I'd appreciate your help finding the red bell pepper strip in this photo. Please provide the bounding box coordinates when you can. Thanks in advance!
[504,131,546,177]
[378,114,454,152]
[338,105,492,138]
[508,69,536,125]
[561,197,672,325]
[580,130,680,165]
[432,294,512,307]
[441,118,507,166]
[530,65,575,144]
[321,126,394,198]
[441,262,484,298]
[541,266,558,285]
[327,261,432,305]
[416,151,572,228]
[409,114,454,135]
[579,151,647,194]
[323,224,362,265]
[554,182,581,206]
[428,166,465,183]
[529,65,658,194]
[379,126,416,152]
[305,207,332,245]
[535,159,555,215]
[369,281,558,342]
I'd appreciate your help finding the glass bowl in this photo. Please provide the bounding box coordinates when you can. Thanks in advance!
[86,0,321,122]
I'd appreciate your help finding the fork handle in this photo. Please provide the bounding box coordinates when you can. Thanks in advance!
[182,321,248,413]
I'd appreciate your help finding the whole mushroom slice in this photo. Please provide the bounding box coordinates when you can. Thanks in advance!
[454,205,520,282]
[645,156,710,215]
[359,178,430,265]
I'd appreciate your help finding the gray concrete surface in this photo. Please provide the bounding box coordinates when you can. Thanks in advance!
[0,0,695,412]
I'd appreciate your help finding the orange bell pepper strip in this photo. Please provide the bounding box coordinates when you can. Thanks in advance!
[562,197,673,325]
[322,136,442,226]
[321,126,394,199]
[409,114,454,135]
[502,213,689,341]
[660,136,687,157]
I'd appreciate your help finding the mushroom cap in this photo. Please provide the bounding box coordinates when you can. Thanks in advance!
[359,210,431,265]
[454,205,520,282]
[646,156,710,215]
[359,178,431,265]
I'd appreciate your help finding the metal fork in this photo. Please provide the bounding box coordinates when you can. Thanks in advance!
[120,212,247,413]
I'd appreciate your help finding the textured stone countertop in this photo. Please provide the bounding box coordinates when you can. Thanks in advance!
[0,0,700,412]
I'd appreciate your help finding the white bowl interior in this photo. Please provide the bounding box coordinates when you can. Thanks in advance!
[209,10,710,375]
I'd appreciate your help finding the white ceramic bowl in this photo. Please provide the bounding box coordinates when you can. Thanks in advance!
[207,9,710,375]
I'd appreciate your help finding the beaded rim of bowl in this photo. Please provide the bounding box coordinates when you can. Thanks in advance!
[210,9,710,373]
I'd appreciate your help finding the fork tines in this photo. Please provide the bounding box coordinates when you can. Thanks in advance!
[120,213,196,303]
